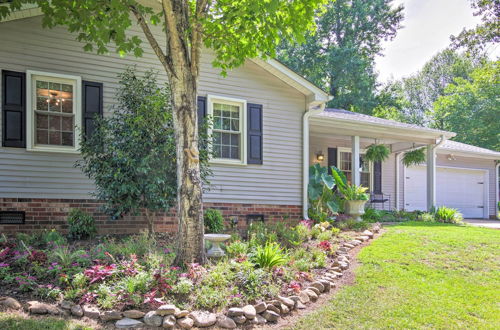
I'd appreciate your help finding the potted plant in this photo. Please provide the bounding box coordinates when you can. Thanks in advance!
[330,166,370,222]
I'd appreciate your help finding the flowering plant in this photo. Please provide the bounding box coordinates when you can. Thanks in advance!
[318,240,333,252]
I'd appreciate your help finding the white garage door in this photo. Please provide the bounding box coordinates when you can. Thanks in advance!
[405,166,486,218]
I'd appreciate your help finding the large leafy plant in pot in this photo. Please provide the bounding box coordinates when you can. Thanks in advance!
[330,166,370,222]
[308,164,340,223]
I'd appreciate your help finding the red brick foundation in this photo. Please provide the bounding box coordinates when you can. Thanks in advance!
[0,198,302,235]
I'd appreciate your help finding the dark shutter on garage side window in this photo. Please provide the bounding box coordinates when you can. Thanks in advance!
[2,71,26,148]
[247,103,263,164]
[82,81,103,139]
[327,148,337,173]
[373,160,382,194]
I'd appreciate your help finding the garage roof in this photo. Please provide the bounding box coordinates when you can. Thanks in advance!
[439,140,500,159]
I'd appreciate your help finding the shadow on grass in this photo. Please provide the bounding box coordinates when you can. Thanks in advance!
[0,313,92,330]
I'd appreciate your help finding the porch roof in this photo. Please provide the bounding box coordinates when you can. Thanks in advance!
[310,108,456,145]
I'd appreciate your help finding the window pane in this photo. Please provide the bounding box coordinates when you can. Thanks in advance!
[231,119,239,131]
[36,97,48,111]
[231,110,239,119]
[49,98,61,112]
[36,80,48,90]
[213,131,221,145]
[49,82,61,92]
[61,84,73,93]
[222,110,230,118]
[230,133,239,146]
[361,173,370,189]
[221,145,230,158]
[61,99,73,113]
[36,129,48,144]
[36,114,48,129]
[61,132,73,146]
[49,115,61,131]
[61,116,73,131]
[222,118,230,130]
[49,131,61,145]
[221,132,230,145]
[230,146,239,159]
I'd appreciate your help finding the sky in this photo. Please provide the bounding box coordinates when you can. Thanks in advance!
[375,0,494,82]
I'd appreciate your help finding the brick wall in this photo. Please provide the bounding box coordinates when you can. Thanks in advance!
[0,198,302,235]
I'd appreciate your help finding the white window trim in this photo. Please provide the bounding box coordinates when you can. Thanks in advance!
[26,70,82,154]
[207,94,247,165]
[337,147,373,189]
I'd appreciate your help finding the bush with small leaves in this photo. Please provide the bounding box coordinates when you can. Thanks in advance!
[204,208,225,233]
[67,209,97,240]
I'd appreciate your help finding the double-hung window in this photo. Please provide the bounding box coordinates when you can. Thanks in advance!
[27,71,82,153]
[208,95,247,165]
[338,149,372,191]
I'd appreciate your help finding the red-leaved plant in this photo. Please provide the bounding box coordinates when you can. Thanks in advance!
[28,250,47,264]
[84,264,116,284]
[318,240,332,252]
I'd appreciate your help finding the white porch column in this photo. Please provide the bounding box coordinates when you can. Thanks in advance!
[351,136,360,186]
[426,145,436,211]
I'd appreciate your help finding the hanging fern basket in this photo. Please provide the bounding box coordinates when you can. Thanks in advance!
[402,148,426,167]
[365,144,390,162]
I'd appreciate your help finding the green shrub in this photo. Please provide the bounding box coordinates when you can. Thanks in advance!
[248,222,277,246]
[362,208,383,222]
[172,278,194,295]
[419,212,435,222]
[434,206,463,224]
[336,218,370,231]
[225,241,249,258]
[294,223,311,242]
[67,209,96,240]
[317,230,333,241]
[204,209,224,233]
[251,242,287,269]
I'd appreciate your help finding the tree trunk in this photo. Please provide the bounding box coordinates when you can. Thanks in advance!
[170,70,206,265]
[145,208,154,239]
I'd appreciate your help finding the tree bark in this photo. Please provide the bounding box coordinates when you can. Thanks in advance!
[170,71,206,265]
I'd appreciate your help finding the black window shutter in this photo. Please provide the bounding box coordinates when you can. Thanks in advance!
[327,148,338,172]
[82,81,103,139]
[247,103,263,164]
[2,70,26,148]
[197,96,207,130]
[373,160,382,194]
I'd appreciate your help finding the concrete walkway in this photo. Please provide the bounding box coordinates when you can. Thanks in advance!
[464,219,500,229]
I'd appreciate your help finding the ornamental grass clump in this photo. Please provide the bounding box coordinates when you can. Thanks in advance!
[434,206,464,224]
[251,242,288,269]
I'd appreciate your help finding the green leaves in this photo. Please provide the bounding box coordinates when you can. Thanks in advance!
[365,144,390,162]
[402,148,426,167]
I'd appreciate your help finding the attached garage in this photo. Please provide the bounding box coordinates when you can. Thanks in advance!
[405,165,489,219]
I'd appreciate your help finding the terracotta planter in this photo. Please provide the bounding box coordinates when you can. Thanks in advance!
[344,200,368,222]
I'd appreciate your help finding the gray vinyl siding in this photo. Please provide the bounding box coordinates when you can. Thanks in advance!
[0,16,306,205]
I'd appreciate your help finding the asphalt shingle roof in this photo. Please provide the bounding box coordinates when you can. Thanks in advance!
[440,140,500,157]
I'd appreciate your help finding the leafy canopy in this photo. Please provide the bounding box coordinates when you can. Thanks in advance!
[278,0,404,113]
[433,61,499,151]
[0,0,327,74]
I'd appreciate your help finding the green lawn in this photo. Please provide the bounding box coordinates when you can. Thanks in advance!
[293,222,500,329]
[0,313,94,330]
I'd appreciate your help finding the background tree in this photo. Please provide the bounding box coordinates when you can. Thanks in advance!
[375,49,484,125]
[78,68,211,237]
[433,61,499,150]
[278,0,404,113]
[451,0,500,55]
[1,0,326,264]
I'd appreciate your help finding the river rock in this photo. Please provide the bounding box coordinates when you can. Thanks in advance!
[28,301,48,314]
[308,286,320,295]
[242,304,256,319]
[255,314,267,324]
[71,304,84,317]
[266,304,280,314]
[157,304,176,316]
[233,315,247,324]
[305,289,318,302]
[59,300,74,310]
[189,311,217,327]
[298,291,310,304]
[177,317,194,329]
[143,311,163,327]
[227,307,244,317]
[278,295,295,308]
[279,303,290,314]
[175,309,190,318]
[82,305,100,319]
[0,297,22,310]
[115,318,144,329]
[254,301,267,313]
[217,315,236,328]
[101,310,122,322]
[162,315,176,328]
[123,309,145,319]
[310,281,325,293]
[362,230,374,238]
[296,301,306,309]
[262,310,279,322]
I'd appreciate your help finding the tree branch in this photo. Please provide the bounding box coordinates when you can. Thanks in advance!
[130,5,175,76]
[190,0,210,77]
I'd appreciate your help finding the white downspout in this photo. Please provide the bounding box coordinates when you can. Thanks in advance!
[302,103,326,219]
[426,135,447,211]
